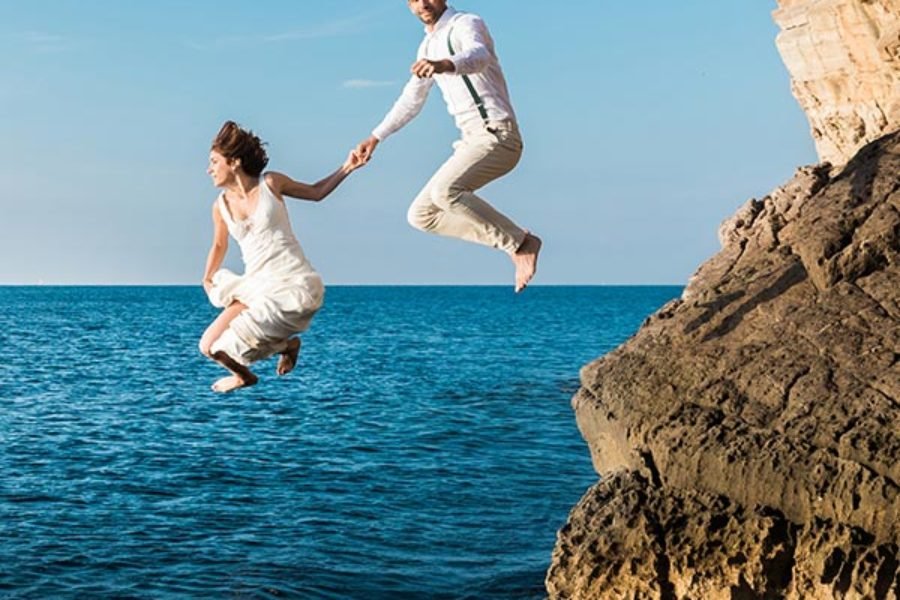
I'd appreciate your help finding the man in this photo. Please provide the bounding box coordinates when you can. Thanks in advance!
[354,0,541,292]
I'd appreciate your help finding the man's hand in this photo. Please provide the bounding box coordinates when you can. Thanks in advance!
[343,148,367,173]
[353,135,380,164]
[411,58,455,79]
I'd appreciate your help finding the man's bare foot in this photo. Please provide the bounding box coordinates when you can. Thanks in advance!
[211,373,258,393]
[512,233,542,292]
[276,337,301,376]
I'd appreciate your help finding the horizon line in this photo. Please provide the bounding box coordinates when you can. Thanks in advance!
[0,283,686,288]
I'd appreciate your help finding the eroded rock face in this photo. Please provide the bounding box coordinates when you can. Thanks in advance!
[547,472,900,600]
[547,131,900,598]
[773,0,900,166]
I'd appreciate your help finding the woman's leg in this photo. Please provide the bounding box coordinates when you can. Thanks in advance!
[276,337,301,376]
[209,351,258,393]
[199,301,259,392]
[199,301,247,357]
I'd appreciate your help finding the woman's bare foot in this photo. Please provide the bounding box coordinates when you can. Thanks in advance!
[276,337,301,376]
[209,350,258,393]
[211,372,258,393]
[512,233,542,292]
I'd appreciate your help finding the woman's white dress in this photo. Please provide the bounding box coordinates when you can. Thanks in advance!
[207,176,324,366]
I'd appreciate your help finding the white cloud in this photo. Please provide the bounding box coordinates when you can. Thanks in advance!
[342,79,397,89]
[21,32,64,44]
[9,31,71,53]
[186,7,392,51]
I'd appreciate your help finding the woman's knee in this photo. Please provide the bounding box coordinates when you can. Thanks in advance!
[198,337,214,357]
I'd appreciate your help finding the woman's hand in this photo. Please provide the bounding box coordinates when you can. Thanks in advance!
[353,136,379,164]
[343,148,367,173]
[202,278,213,296]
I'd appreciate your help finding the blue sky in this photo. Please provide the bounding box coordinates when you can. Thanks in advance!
[0,1,816,285]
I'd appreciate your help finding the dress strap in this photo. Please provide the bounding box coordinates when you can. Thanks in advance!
[259,174,286,206]
[259,175,273,200]
[217,193,235,226]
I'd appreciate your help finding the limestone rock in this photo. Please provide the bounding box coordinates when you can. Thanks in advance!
[772,0,900,166]
[548,472,900,600]
[547,131,900,598]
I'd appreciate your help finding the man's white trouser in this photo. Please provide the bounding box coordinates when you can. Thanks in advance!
[407,120,526,254]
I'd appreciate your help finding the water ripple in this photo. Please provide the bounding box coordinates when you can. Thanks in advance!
[0,285,679,598]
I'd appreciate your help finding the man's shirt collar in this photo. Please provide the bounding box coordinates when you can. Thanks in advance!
[425,6,457,34]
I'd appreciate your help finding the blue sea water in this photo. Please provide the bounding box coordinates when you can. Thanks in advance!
[0,285,679,599]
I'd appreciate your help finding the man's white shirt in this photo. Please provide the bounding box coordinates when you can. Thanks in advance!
[372,6,517,141]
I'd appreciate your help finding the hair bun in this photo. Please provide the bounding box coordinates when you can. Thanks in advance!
[211,121,269,177]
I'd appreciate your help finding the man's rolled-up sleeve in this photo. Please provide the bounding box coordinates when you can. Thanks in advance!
[373,75,433,141]
[447,15,492,75]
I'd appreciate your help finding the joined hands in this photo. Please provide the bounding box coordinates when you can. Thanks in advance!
[351,135,379,168]
[343,147,368,173]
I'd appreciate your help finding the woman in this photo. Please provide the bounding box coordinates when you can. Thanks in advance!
[199,121,363,392]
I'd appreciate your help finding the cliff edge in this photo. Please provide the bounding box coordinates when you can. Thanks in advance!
[546,130,899,599]
[546,2,900,595]
[773,0,900,166]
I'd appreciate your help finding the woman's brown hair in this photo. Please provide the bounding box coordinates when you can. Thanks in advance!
[211,121,269,177]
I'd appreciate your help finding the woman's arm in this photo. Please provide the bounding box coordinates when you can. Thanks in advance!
[265,150,365,202]
[202,201,228,294]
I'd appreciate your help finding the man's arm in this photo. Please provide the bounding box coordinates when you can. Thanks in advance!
[355,74,433,162]
[410,58,455,79]
[444,15,493,75]
[409,15,493,79]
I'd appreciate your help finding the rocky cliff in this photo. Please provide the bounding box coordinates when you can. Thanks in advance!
[773,0,900,166]
[546,2,900,596]
[546,131,899,598]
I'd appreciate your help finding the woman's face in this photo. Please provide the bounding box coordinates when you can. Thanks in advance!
[207,150,234,187]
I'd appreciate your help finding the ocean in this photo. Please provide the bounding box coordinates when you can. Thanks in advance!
[0,285,680,599]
